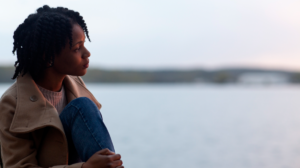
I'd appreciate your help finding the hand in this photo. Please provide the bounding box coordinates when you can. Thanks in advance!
[82,148,124,168]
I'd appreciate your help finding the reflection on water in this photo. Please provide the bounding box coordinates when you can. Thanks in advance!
[1,84,300,168]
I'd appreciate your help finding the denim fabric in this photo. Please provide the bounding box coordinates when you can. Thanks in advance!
[59,97,115,164]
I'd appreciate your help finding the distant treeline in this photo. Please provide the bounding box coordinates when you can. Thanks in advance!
[2,66,300,83]
[82,68,300,83]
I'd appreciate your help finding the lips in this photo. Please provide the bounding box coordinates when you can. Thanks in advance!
[83,61,89,68]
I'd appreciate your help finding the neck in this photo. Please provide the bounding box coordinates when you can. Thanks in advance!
[35,69,66,92]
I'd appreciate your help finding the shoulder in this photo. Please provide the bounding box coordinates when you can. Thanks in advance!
[0,82,17,110]
[0,82,17,129]
[1,82,17,100]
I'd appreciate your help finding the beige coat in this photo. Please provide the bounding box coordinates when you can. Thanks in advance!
[0,73,102,168]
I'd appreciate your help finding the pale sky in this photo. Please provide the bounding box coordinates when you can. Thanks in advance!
[1,0,300,70]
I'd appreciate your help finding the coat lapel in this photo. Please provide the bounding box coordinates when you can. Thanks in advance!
[9,73,64,133]
[9,73,101,134]
[64,75,102,109]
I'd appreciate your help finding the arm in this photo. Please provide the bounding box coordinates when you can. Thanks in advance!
[0,94,122,168]
[0,94,83,168]
[0,145,3,168]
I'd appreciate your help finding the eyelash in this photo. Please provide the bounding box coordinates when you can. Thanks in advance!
[75,47,80,51]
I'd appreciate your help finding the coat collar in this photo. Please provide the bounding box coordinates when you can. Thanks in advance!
[9,73,101,133]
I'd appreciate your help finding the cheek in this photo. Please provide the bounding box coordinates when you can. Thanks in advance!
[63,57,79,65]
[64,53,81,64]
[54,54,83,73]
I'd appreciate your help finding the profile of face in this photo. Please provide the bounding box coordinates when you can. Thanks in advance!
[52,23,90,76]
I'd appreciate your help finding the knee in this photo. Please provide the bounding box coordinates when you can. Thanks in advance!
[70,97,97,109]
[68,97,101,119]
[60,98,94,123]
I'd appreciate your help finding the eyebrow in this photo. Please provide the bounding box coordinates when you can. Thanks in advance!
[72,40,85,47]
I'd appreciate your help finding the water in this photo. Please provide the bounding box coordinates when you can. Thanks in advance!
[1,83,300,168]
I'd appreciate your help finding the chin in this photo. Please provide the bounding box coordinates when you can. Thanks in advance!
[70,70,87,76]
[78,71,87,76]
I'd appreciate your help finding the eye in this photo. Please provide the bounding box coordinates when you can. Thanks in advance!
[75,47,80,52]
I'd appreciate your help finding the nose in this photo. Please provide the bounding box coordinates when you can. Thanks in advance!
[83,47,91,58]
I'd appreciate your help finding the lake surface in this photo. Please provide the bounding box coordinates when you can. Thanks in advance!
[1,83,300,168]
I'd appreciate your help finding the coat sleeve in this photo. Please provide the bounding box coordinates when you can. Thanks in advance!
[0,94,84,168]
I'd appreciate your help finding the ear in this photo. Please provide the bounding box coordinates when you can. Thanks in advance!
[42,54,54,68]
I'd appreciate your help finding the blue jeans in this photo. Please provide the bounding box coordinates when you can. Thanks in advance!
[59,97,115,164]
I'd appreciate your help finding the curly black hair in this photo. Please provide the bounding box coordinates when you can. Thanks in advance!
[12,5,90,80]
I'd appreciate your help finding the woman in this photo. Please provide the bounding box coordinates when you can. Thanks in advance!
[0,5,124,168]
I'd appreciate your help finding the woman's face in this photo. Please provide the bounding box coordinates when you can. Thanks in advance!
[52,23,90,76]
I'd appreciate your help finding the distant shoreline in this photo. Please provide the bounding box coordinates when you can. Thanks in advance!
[1,66,300,84]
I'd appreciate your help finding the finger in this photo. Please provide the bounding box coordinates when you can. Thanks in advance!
[111,160,123,167]
[106,150,115,155]
[97,148,115,155]
[108,154,121,161]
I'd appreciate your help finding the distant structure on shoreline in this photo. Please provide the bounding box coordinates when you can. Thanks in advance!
[1,66,300,84]
[237,73,289,85]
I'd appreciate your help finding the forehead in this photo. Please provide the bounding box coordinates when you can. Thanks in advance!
[72,24,85,42]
